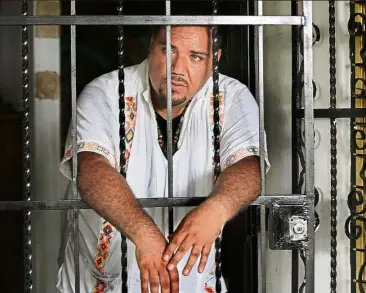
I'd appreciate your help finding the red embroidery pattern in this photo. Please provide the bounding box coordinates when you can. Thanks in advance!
[91,278,107,293]
[92,96,136,293]
[204,283,215,293]
[124,96,137,170]
[208,91,224,129]
[94,221,116,273]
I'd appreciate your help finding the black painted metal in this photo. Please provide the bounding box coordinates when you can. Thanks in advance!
[212,1,222,292]
[21,1,32,293]
[295,108,366,119]
[117,1,128,292]
[347,3,357,290]
[268,204,310,250]
[345,1,366,292]
[329,1,338,292]
[291,1,300,291]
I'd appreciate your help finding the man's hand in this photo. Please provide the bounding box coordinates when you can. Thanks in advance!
[162,203,227,276]
[162,157,260,276]
[136,232,179,293]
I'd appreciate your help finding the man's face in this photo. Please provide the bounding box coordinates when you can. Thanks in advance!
[148,26,221,107]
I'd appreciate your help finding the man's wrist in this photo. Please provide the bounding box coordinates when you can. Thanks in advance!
[130,223,163,247]
[204,194,239,224]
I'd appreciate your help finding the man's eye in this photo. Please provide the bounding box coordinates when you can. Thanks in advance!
[191,55,203,61]
[163,47,174,54]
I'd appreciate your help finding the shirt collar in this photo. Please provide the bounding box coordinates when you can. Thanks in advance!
[138,59,151,103]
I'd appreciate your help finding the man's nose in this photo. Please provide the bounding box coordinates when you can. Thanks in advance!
[171,55,186,75]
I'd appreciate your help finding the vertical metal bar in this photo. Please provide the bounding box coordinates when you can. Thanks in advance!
[291,1,300,291]
[165,0,174,236]
[303,1,315,293]
[254,1,266,293]
[256,0,265,198]
[70,1,80,293]
[117,1,128,292]
[212,1,222,293]
[329,1,337,292]
[21,0,33,292]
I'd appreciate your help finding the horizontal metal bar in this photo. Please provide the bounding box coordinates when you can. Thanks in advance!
[0,195,306,210]
[295,108,366,118]
[0,15,304,26]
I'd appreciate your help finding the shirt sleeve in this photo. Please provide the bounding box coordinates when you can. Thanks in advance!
[220,85,270,172]
[59,84,118,180]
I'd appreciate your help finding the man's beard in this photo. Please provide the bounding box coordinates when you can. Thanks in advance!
[158,88,188,107]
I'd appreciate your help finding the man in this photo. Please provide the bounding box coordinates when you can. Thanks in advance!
[56,24,270,293]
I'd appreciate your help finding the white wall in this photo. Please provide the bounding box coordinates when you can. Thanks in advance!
[30,3,69,293]
[264,1,351,292]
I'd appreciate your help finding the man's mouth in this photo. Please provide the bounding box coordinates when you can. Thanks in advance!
[171,80,186,87]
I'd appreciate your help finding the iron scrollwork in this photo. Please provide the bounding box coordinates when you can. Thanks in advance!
[345,1,366,292]
[117,1,128,292]
[345,155,366,293]
[212,1,223,292]
[21,0,33,293]
[329,1,338,291]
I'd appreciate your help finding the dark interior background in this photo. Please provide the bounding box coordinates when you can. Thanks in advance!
[55,1,258,292]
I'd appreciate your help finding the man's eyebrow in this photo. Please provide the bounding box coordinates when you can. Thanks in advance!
[157,41,209,56]
[157,42,179,50]
[190,50,209,57]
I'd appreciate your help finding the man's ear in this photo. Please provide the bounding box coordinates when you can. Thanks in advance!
[149,36,154,48]
[148,36,155,56]
[217,49,222,62]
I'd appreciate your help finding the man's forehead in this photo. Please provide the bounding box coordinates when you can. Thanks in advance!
[157,26,211,40]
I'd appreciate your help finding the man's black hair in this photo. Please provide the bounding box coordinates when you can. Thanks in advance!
[149,1,224,49]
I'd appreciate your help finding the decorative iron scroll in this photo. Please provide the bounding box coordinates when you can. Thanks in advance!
[292,4,321,292]
[345,1,366,292]
[329,1,338,292]
[212,1,223,292]
[117,1,128,292]
[21,0,33,293]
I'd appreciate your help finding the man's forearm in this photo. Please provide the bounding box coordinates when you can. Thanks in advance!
[77,152,161,245]
[205,155,261,222]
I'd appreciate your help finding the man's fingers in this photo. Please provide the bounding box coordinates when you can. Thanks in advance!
[167,237,193,271]
[159,268,170,293]
[149,270,160,293]
[163,233,187,262]
[140,270,149,293]
[169,267,180,293]
[182,245,202,276]
[198,245,211,273]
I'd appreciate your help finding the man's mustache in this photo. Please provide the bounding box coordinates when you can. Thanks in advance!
[161,75,188,87]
